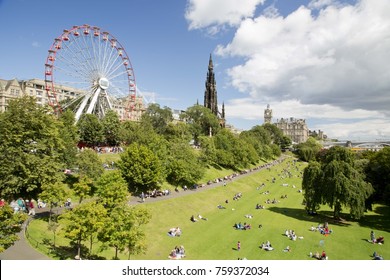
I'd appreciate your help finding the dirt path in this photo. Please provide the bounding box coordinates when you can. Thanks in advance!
[128,156,288,205]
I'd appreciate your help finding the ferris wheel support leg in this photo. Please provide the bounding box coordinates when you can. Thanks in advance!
[87,87,101,114]
[75,93,92,122]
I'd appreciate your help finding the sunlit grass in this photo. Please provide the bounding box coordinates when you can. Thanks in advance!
[27,157,389,260]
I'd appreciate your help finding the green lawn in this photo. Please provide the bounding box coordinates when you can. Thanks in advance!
[27,156,389,260]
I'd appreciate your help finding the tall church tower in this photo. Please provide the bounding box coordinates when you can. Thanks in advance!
[204,54,219,116]
[264,104,272,124]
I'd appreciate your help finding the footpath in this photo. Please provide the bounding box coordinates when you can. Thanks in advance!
[0,156,287,260]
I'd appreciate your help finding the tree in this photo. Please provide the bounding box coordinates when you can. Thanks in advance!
[180,105,220,145]
[101,110,121,146]
[165,142,205,186]
[0,96,65,199]
[163,122,192,144]
[76,148,104,182]
[141,103,173,135]
[295,137,322,162]
[302,146,374,219]
[365,147,390,205]
[77,114,104,146]
[0,205,27,253]
[40,181,69,222]
[72,175,94,204]
[58,109,79,168]
[96,170,129,211]
[60,201,107,258]
[118,143,164,194]
[98,205,151,260]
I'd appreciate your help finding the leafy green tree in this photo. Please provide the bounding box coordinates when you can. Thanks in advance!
[101,110,121,146]
[72,175,94,204]
[180,105,220,145]
[58,109,79,168]
[118,143,164,194]
[263,123,284,145]
[0,96,65,199]
[77,114,104,146]
[76,148,104,182]
[198,135,217,165]
[125,206,151,259]
[302,146,374,219]
[163,122,192,144]
[96,170,129,211]
[40,181,69,222]
[295,137,323,162]
[60,201,107,258]
[302,161,323,213]
[0,205,27,253]
[98,205,151,260]
[141,103,173,135]
[365,147,390,205]
[165,142,205,186]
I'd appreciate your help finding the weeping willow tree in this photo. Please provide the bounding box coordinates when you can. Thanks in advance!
[302,146,374,219]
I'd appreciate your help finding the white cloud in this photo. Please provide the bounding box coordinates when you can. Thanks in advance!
[32,41,40,48]
[186,0,390,139]
[185,0,265,34]
[216,0,390,115]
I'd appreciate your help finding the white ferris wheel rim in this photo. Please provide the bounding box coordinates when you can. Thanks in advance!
[44,24,136,121]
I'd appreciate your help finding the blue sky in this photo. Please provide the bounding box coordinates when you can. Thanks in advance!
[0,0,389,141]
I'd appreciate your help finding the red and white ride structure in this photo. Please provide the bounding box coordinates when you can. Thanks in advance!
[44,24,139,122]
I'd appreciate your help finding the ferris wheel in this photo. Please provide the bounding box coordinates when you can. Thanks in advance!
[44,24,138,122]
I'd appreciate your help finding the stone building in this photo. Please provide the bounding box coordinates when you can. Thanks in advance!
[204,54,225,128]
[0,77,144,121]
[263,105,309,144]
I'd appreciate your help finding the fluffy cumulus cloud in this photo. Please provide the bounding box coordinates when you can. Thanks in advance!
[187,0,390,139]
[185,0,265,34]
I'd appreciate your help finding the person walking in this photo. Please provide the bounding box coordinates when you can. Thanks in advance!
[237,241,241,251]
[28,199,35,216]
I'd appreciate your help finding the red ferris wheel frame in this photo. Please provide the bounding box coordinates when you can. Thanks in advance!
[44,24,137,120]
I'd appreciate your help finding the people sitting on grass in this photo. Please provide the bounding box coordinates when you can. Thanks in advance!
[283,246,291,252]
[168,245,186,259]
[233,193,242,201]
[198,214,208,221]
[190,215,198,222]
[234,222,251,230]
[245,214,253,219]
[372,251,384,260]
[217,204,226,209]
[168,227,182,237]
[260,241,274,251]
[312,251,328,260]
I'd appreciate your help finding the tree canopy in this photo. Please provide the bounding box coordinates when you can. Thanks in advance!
[0,96,65,199]
[302,146,374,219]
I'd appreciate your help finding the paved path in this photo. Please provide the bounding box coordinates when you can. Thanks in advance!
[0,157,287,260]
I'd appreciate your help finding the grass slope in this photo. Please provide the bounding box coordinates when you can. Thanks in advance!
[27,156,389,260]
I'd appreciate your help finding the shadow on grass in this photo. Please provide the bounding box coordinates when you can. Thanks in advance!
[266,206,352,227]
[358,205,390,233]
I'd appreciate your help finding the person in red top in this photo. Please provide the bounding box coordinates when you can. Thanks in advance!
[0,199,6,207]
[28,199,35,216]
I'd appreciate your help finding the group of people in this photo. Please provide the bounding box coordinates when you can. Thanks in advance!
[168,227,182,237]
[310,222,332,235]
[260,241,274,251]
[310,251,328,260]
[6,198,36,216]
[370,230,385,244]
[285,229,302,241]
[168,245,185,259]
[234,222,252,230]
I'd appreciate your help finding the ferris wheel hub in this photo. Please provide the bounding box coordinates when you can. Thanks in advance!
[98,77,109,90]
